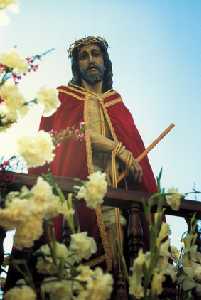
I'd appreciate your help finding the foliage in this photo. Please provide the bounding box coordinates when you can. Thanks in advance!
[0,171,112,300]
[129,172,201,300]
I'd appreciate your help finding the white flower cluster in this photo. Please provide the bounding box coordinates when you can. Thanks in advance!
[40,266,113,300]
[4,285,36,300]
[4,236,112,300]
[0,83,28,127]
[76,171,107,209]
[41,278,73,300]
[0,0,16,9]
[37,87,60,117]
[35,236,111,300]
[76,266,113,300]
[0,49,28,73]
[0,177,63,249]
[0,1,18,26]
[36,233,97,275]
[166,187,182,210]
[0,51,61,131]
[0,103,15,131]
[17,130,55,168]
[70,232,97,261]
[179,231,201,293]
[36,242,74,275]
[129,221,176,299]
[39,264,113,300]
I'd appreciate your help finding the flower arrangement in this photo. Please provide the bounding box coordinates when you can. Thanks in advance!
[0,47,85,169]
[0,0,16,9]
[0,38,112,300]
[0,172,112,300]
[175,216,201,299]
[0,47,59,130]
[129,171,201,300]
[0,0,18,26]
[1,157,200,300]
[1,4,201,300]
[75,171,107,209]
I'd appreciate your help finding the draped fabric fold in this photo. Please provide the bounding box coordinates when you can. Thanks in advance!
[29,84,157,259]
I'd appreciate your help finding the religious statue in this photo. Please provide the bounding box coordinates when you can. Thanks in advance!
[5,36,157,299]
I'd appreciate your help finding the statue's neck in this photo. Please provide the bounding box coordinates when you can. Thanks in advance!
[81,79,103,95]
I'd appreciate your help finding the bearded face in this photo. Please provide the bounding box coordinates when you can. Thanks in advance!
[78,44,106,85]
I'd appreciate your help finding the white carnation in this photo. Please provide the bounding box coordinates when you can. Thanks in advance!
[37,87,60,117]
[0,83,27,118]
[0,178,62,249]
[0,201,44,249]
[76,265,94,282]
[41,278,73,300]
[31,176,62,218]
[31,176,55,201]
[70,232,97,261]
[0,103,16,130]
[14,215,43,249]
[76,266,113,300]
[4,285,36,300]
[76,171,107,209]
[0,0,16,9]
[0,49,28,73]
[17,131,55,168]
[194,265,201,281]
[166,187,182,210]
[86,267,113,300]
[38,242,69,259]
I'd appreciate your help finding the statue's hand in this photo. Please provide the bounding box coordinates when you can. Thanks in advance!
[89,130,143,182]
[130,159,143,182]
[118,148,143,182]
[89,131,114,152]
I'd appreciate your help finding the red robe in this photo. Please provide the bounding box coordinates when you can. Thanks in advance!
[30,84,157,250]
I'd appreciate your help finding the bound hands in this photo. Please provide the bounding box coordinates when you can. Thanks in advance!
[118,147,143,182]
[89,131,143,183]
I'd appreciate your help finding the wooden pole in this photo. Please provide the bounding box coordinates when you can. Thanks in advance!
[136,123,175,162]
[118,123,175,183]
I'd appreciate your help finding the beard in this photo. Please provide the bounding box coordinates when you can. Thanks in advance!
[79,64,105,85]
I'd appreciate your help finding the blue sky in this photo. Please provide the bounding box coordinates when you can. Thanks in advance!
[0,0,201,247]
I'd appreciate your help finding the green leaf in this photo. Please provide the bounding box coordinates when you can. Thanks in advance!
[156,167,163,192]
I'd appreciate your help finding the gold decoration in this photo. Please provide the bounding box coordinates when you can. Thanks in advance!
[104,98,122,108]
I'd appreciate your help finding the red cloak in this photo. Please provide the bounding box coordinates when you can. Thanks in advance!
[30,84,157,246]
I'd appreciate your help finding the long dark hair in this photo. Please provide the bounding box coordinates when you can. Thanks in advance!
[69,43,113,92]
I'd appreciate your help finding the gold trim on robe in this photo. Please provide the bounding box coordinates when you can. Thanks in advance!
[104,97,122,108]
[84,93,113,271]
[58,85,123,271]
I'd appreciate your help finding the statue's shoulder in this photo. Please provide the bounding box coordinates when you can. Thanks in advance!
[104,89,121,96]
[57,84,85,102]
[103,89,124,108]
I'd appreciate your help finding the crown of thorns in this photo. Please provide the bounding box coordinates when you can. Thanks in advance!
[68,36,108,58]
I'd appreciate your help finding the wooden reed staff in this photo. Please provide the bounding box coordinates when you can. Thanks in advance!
[118,123,175,183]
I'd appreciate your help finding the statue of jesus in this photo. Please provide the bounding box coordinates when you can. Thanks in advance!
[29,36,157,299]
